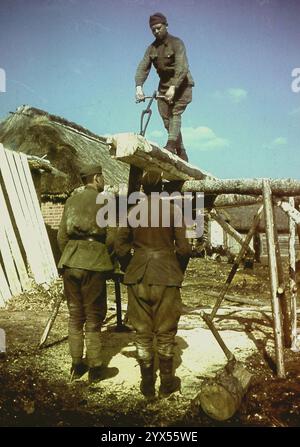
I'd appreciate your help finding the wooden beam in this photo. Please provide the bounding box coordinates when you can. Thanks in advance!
[108,133,215,182]
[262,180,285,378]
[273,202,291,348]
[214,194,262,208]
[183,178,300,196]
[276,199,300,225]
[288,198,298,352]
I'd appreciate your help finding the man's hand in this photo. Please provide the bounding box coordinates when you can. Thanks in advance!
[135,86,145,102]
[165,85,175,103]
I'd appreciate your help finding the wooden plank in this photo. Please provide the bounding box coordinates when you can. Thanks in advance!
[20,153,58,279]
[12,151,50,279]
[6,150,50,282]
[12,152,52,281]
[0,264,11,306]
[0,203,21,296]
[262,180,285,378]
[0,183,30,291]
[0,144,46,284]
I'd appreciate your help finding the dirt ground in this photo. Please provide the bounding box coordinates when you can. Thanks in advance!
[1,258,300,427]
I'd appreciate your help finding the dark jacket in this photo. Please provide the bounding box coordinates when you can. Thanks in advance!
[135,33,194,92]
[115,197,192,286]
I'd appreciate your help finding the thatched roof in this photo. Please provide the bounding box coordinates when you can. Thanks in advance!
[223,203,290,233]
[0,105,129,200]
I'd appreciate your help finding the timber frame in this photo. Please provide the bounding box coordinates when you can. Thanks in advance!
[109,133,300,378]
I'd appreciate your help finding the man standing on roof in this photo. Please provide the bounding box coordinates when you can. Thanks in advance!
[57,164,118,384]
[135,12,194,162]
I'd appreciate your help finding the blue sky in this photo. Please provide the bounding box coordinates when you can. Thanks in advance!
[0,0,299,179]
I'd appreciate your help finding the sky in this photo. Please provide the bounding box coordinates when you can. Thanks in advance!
[0,0,299,179]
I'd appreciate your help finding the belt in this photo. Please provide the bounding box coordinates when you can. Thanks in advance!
[70,235,105,243]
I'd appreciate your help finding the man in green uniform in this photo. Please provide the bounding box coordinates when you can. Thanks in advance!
[135,12,194,162]
[115,171,192,397]
[57,164,118,383]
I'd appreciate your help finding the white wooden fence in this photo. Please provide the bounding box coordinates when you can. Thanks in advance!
[0,143,58,306]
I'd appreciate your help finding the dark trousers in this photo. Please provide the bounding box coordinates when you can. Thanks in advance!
[63,268,107,367]
[127,282,182,367]
[157,84,192,143]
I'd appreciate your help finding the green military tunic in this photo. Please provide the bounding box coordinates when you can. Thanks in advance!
[135,33,194,93]
[57,185,114,272]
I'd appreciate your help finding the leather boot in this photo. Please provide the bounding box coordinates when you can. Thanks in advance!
[68,331,84,365]
[88,365,119,384]
[159,356,181,397]
[176,134,189,162]
[164,140,177,155]
[70,361,88,382]
[139,361,156,397]
[178,147,189,162]
[85,331,102,368]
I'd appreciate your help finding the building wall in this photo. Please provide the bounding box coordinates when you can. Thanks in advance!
[260,233,300,264]
[41,202,64,230]
[41,202,65,264]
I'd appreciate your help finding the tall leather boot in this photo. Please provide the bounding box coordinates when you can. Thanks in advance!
[164,140,177,155]
[176,134,189,162]
[158,356,181,397]
[86,331,118,383]
[139,361,156,398]
[85,331,102,368]
[68,331,88,381]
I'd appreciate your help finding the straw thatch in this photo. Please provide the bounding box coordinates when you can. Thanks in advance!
[0,105,129,200]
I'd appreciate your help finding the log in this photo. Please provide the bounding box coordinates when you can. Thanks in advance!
[198,360,253,421]
[273,203,291,348]
[183,178,300,196]
[214,194,262,208]
[107,132,215,182]
[276,198,300,225]
[288,198,298,352]
[262,180,285,378]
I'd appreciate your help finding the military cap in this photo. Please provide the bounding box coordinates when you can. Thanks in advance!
[80,164,102,178]
[141,170,163,187]
[149,12,168,27]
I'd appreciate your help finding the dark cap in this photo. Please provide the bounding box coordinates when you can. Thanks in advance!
[149,12,168,27]
[80,164,102,178]
[141,170,163,187]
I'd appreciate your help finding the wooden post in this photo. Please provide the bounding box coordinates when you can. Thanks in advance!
[273,204,291,348]
[210,205,263,320]
[127,165,143,197]
[288,198,298,351]
[262,180,285,378]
